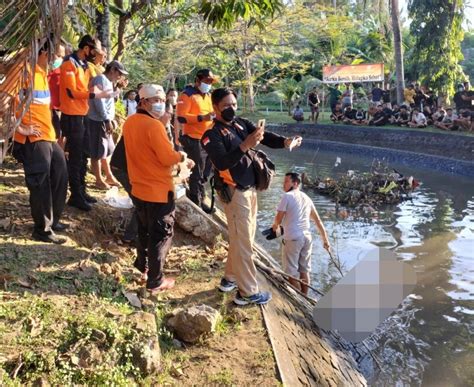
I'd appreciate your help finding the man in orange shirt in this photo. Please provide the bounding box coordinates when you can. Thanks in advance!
[123,84,194,292]
[59,34,113,211]
[176,69,216,213]
[13,42,68,244]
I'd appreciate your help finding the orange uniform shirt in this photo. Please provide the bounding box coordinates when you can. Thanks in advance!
[123,110,182,203]
[14,65,56,144]
[59,53,91,116]
[176,85,213,139]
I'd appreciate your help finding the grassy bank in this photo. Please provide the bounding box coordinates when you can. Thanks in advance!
[0,157,278,386]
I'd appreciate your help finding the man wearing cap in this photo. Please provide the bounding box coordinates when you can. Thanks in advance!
[59,34,114,211]
[123,84,194,292]
[88,60,128,189]
[176,69,216,213]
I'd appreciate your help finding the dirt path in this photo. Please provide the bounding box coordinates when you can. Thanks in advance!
[0,157,279,385]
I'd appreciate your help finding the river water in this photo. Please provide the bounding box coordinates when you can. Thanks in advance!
[255,147,473,387]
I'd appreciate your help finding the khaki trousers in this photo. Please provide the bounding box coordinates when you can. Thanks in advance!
[222,188,259,296]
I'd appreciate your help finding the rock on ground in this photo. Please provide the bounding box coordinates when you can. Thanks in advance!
[166,304,220,343]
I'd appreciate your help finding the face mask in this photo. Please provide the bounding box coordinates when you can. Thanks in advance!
[168,96,177,106]
[198,82,212,94]
[221,107,236,122]
[52,58,62,69]
[151,102,166,117]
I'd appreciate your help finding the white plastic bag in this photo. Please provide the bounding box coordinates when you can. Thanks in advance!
[103,187,133,209]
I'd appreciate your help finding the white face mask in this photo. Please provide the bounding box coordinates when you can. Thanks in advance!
[150,102,166,117]
[198,82,212,94]
[168,96,177,105]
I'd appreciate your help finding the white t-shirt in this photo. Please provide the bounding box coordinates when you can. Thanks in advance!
[413,112,427,124]
[123,99,138,116]
[277,189,315,240]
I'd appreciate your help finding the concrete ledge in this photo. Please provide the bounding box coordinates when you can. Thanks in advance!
[270,123,474,162]
[268,124,474,177]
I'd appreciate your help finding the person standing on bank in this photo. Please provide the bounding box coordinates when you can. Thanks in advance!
[271,172,330,295]
[176,69,216,213]
[88,60,128,190]
[59,35,114,212]
[307,87,320,123]
[201,87,302,306]
[13,42,68,244]
[123,84,194,292]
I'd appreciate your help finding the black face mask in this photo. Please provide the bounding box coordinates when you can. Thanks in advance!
[221,107,236,122]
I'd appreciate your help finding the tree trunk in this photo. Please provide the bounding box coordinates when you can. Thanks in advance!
[391,0,405,104]
[96,0,110,53]
[243,55,255,112]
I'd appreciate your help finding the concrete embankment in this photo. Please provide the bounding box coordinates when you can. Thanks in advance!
[177,198,368,386]
[269,123,474,177]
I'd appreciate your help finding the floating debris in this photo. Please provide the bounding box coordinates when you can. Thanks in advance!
[302,160,419,207]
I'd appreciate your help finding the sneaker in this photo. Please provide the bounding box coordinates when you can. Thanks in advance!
[32,231,67,245]
[234,291,272,306]
[219,277,238,292]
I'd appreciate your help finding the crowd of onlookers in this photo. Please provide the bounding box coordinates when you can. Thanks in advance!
[297,82,474,132]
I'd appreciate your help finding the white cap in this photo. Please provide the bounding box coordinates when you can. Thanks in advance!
[139,84,166,100]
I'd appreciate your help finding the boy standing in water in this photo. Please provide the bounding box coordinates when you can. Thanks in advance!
[272,172,331,295]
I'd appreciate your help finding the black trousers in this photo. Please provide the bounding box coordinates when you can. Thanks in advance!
[132,192,175,289]
[61,114,90,199]
[180,134,210,205]
[22,140,68,235]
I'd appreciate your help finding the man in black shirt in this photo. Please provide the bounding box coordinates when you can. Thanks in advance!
[343,105,357,124]
[453,84,465,114]
[413,84,427,110]
[201,87,301,306]
[394,105,410,126]
[369,104,387,126]
[351,107,367,125]
[461,81,474,111]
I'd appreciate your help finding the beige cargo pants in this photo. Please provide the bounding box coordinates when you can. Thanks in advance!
[222,187,259,296]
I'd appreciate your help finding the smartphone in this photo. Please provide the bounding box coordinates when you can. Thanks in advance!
[257,119,266,129]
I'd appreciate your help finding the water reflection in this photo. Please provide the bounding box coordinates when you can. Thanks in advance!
[258,147,474,386]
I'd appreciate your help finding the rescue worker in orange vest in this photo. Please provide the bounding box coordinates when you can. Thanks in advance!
[176,69,216,213]
[59,35,113,211]
[13,41,69,244]
[123,84,195,292]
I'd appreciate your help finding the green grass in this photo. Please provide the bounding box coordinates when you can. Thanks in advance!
[243,109,474,136]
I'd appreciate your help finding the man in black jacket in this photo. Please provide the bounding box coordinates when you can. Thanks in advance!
[201,87,301,306]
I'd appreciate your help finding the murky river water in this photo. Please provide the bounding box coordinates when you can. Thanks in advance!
[256,147,473,386]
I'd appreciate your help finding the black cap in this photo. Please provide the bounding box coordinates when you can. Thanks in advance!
[196,69,218,83]
[106,60,128,75]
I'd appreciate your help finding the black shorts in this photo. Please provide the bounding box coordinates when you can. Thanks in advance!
[88,119,115,159]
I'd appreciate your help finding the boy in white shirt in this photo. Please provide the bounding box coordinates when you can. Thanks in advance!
[408,107,427,128]
[272,172,331,295]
